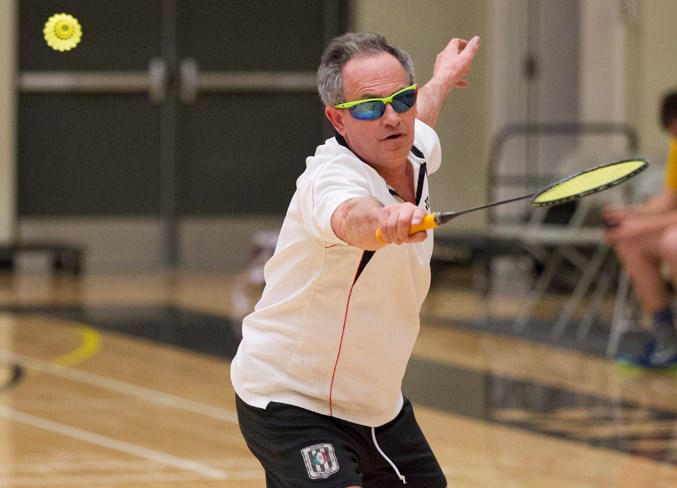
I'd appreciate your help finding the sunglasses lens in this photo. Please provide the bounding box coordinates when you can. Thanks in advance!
[348,101,385,121]
[391,89,417,113]
[344,87,417,120]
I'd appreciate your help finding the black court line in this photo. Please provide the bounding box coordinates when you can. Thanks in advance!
[1,304,241,358]
[3,304,676,466]
[404,358,677,466]
[424,315,650,358]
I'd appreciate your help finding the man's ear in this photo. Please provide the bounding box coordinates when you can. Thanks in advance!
[325,106,347,136]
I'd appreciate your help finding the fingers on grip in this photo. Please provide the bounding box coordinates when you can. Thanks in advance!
[375,214,437,244]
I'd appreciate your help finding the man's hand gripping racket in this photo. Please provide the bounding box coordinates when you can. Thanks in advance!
[376,158,649,244]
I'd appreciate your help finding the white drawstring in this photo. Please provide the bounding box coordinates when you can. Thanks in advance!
[371,427,407,484]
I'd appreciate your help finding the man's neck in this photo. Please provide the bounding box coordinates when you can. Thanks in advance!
[335,131,412,193]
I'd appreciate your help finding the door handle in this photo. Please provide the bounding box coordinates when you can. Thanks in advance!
[148,57,167,104]
[179,58,199,104]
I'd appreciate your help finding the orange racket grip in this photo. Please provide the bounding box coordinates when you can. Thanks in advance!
[410,213,439,234]
[375,214,438,244]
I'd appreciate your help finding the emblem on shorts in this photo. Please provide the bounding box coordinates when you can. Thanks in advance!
[300,443,340,479]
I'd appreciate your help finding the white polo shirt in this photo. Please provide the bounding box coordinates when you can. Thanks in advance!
[230,119,442,427]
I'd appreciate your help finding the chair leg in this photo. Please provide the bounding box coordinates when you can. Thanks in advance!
[606,270,633,357]
[512,252,563,332]
[575,255,617,341]
[551,245,610,339]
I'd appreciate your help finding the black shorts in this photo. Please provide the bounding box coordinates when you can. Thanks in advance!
[235,395,446,488]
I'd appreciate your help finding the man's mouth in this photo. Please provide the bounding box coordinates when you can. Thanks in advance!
[384,133,403,141]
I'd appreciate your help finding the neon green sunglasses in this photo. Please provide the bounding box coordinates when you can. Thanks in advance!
[333,84,418,120]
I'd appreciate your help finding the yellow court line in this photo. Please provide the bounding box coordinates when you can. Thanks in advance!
[51,323,101,367]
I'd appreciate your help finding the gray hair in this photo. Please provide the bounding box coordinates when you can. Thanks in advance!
[317,32,416,107]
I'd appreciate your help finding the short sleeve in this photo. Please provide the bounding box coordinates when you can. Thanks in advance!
[296,155,385,244]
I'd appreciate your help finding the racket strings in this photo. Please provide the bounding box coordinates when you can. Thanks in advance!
[532,159,646,205]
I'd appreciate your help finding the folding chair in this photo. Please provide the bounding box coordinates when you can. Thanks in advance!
[476,122,640,338]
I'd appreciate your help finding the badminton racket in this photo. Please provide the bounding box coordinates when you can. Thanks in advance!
[376,157,648,243]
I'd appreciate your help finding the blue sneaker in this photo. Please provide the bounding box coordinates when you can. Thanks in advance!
[616,339,656,368]
[617,340,677,370]
[648,343,677,369]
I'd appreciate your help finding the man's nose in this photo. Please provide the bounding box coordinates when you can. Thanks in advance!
[381,103,401,125]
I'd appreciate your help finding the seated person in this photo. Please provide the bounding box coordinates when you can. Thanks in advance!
[603,90,677,368]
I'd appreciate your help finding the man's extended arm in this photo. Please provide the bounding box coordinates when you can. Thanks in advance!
[331,198,428,250]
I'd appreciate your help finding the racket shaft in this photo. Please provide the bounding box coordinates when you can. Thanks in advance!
[377,192,534,242]
[376,159,648,244]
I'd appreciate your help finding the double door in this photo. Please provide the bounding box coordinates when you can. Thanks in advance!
[18,1,348,265]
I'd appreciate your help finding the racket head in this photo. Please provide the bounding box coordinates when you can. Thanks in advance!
[530,158,649,207]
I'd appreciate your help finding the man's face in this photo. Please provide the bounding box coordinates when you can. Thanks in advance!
[325,52,416,172]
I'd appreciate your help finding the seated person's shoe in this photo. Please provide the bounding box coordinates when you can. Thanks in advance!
[648,343,677,369]
[617,340,677,369]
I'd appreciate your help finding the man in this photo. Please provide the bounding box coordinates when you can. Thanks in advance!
[604,90,677,369]
[231,32,480,487]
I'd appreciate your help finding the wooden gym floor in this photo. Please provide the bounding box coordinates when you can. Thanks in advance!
[1,269,676,487]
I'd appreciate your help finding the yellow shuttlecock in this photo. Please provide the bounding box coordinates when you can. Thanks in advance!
[44,13,82,52]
